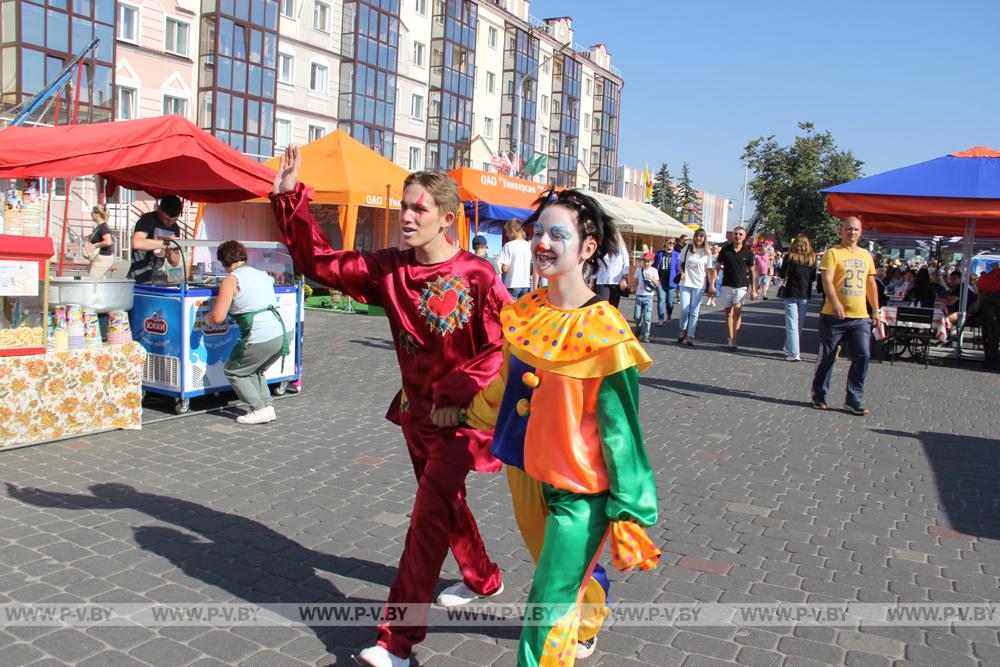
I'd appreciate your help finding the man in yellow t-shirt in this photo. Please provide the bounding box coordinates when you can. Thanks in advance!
[811,216,879,415]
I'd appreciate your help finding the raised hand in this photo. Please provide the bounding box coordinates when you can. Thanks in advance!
[273,145,301,195]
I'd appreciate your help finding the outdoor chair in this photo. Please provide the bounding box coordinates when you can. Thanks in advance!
[886,306,935,368]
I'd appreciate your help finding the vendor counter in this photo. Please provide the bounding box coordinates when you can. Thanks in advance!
[0,342,145,449]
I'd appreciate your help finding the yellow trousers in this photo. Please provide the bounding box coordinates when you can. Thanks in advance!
[506,465,609,642]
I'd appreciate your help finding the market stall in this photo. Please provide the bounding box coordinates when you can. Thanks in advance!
[0,116,281,447]
[587,190,691,257]
[448,167,550,256]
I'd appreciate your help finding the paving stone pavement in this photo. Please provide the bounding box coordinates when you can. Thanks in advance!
[1,296,999,667]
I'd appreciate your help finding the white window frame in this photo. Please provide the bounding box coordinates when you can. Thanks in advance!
[486,71,495,94]
[313,0,331,33]
[585,77,592,95]
[410,92,424,120]
[118,3,140,44]
[540,94,549,114]
[309,60,329,93]
[408,146,422,171]
[415,0,427,16]
[308,124,326,142]
[275,117,293,150]
[281,0,295,18]
[412,41,425,68]
[116,85,138,120]
[162,93,188,118]
[278,52,295,84]
[488,26,498,49]
[583,112,590,131]
[163,16,191,57]
[483,116,494,139]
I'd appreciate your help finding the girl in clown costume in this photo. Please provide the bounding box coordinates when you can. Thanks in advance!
[464,190,660,666]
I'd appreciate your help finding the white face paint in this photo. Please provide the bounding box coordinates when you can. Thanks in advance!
[530,206,585,279]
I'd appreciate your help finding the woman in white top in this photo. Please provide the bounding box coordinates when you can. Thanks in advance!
[676,228,716,346]
[204,241,288,425]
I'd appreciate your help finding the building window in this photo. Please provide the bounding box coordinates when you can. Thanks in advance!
[308,124,325,141]
[309,63,328,92]
[539,133,547,151]
[408,146,422,170]
[118,4,139,43]
[412,41,425,67]
[483,117,494,138]
[276,118,292,149]
[313,0,330,32]
[163,95,188,117]
[540,94,548,114]
[488,26,498,48]
[415,0,427,15]
[483,162,491,172]
[164,18,190,57]
[279,53,294,83]
[585,77,592,95]
[281,0,295,17]
[116,86,137,120]
[583,112,590,130]
[486,71,495,94]
[411,92,424,120]
[542,58,551,74]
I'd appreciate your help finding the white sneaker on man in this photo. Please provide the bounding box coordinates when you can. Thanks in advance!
[436,581,504,607]
[353,645,410,667]
[236,408,274,425]
[264,405,276,421]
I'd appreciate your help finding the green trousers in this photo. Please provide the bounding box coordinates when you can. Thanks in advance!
[518,485,609,667]
[223,334,284,410]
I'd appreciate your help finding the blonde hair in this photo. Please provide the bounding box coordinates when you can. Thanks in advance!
[403,171,461,216]
[91,204,109,223]
[504,217,525,239]
[788,234,815,266]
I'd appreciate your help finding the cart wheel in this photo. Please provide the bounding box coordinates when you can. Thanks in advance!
[175,398,190,414]
[273,381,288,396]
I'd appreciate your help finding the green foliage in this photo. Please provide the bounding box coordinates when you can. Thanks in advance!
[678,162,700,225]
[742,122,863,251]
[650,163,676,217]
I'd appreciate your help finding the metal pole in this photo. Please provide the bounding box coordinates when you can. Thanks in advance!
[44,89,62,238]
[384,184,390,248]
[739,162,749,224]
[57,62,85,277]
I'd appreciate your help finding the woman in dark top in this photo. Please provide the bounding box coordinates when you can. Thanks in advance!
[906,268,938,308]
[779,234,817,361]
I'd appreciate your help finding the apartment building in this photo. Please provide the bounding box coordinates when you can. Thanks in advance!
[1,0,623,194]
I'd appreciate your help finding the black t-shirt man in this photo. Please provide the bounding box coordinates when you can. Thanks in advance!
[717,243,754,288]
[128,196,183,284]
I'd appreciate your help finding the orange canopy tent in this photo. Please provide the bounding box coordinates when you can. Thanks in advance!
[448,167,550,249]
[262,130,410,250]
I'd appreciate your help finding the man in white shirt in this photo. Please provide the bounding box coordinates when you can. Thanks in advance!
[594,237,630,309]
[498,218,533,299]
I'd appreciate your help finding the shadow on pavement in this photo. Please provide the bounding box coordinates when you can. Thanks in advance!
[870,430,1000,541]
[349,338,397,351]
[4,482,399,663]
[639,377,812,409]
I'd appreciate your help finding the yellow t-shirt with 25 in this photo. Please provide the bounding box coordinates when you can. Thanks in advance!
[820,246,876,319]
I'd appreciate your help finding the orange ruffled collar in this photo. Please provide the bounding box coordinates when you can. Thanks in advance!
[501,289,651,377]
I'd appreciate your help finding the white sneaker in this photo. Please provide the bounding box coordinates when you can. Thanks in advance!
[576,636,598,660]
[436,580,504,607]
[264,405,276,421]
[727,338,737,350]
[353,646,410,667]
[786,354,799,362]
[236,408,274,425]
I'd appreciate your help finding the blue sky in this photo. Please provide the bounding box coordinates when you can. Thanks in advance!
[529,0,1000,216]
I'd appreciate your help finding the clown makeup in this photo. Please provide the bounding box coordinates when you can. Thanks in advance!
[530,205,589,279]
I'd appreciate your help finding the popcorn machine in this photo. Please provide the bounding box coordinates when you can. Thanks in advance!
[0,235,53,357]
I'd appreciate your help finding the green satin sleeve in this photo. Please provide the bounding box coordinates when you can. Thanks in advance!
[596,366,658,526]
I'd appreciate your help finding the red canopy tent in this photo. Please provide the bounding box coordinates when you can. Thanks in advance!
[0,115,275,203]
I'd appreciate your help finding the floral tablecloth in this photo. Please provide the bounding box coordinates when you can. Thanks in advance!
[0,342,145,449]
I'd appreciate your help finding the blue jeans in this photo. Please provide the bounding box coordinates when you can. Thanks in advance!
[656,283,673,320]
[811,315,871,407]
[634,295,653,337]
[784,298,809,357]
[508,287,530,300]
[679,286,705,337]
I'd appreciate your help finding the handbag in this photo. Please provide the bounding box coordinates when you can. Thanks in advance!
[82,244,100,261]
[776,283,786,299]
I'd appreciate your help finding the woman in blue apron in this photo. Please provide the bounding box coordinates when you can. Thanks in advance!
[204,241,288,424]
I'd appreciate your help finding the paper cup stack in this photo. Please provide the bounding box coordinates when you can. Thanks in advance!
[83,310,102,347]
[107,310,132,345]
[52,306,68,352]
[67,304,85,350]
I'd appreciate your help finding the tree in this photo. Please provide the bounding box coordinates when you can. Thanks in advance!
[650,163,676,216]
[742,122,863,250]
[678,162,700,225]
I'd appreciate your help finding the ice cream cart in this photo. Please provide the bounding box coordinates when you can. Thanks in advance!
[130,240,303,414]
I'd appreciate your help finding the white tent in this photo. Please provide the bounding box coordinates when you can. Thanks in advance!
[588,191,691,238]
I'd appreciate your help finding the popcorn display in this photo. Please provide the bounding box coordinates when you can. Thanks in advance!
[106,309,132,345]
[0,326,44,349]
